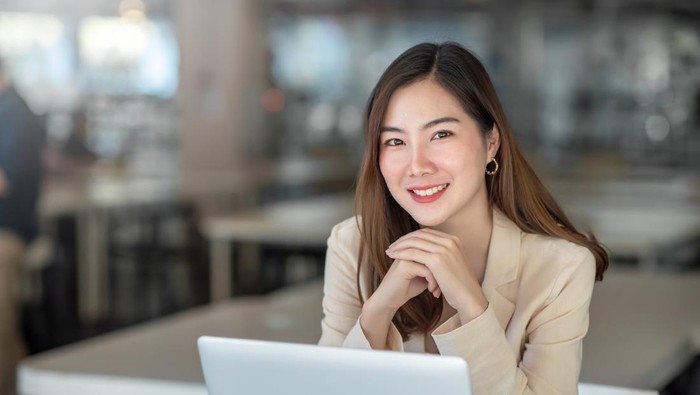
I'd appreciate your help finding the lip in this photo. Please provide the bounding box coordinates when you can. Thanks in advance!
[407,183,449,204]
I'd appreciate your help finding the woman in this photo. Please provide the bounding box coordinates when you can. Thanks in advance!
[319,42,608,394]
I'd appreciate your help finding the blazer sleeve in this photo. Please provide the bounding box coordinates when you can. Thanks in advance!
[318,220,404,350]
[432,250,596,395]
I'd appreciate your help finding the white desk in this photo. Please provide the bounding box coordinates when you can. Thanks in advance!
[202,194,354,301]
[549,175,700,268]
[561,197,700,269]
[19,269,699,394]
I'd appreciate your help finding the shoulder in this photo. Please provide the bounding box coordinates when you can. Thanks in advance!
[329,216,361,243]
[330,216,361,236]
[521,232,593,267]
[493,209,595,282]
[327,216,362,256]
[519,232,596,302]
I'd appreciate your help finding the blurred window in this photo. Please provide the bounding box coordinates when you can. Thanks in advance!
[268,12,491,104]
[79,16,179,98]
[266,11,491,156]
[0,12,73,113]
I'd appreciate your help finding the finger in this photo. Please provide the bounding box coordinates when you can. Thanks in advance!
[427,279,441,295]
[413,227,453,238]
[386,248,436,268]
[412,229,461,249]
[406,262,440,295]
[389,229,459,250]
[409,262,442,299]
[389,249,457,289]
[416,264,439,293]
[393,259,436,289]
[387,236,443,255]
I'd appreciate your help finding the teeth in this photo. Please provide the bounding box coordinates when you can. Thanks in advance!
[412,184,447,197]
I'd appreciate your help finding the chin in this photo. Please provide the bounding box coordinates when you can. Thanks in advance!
[395,200,448,228]
[408,213,448,228]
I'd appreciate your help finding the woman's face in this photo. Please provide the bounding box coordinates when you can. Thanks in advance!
[378,78,499,228]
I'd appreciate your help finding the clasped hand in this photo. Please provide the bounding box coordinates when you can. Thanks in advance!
[375,228,486,321]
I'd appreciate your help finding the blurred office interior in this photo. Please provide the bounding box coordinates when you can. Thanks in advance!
[1,0,699,393]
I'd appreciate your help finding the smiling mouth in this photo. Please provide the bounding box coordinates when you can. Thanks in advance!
[409,183,449,197]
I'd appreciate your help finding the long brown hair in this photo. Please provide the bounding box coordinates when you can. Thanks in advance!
[355,42,609,341]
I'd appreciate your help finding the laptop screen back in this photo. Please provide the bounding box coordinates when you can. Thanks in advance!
[198,336,472,395]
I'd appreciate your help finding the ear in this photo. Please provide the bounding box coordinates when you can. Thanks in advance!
[486,124,501,159]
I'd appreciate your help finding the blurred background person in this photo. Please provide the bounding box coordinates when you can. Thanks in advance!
[0,57,45,395]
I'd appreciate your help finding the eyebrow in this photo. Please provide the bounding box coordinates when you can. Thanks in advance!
[380,116,460,133]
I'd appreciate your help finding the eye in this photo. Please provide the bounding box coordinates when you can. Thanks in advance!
[383,138,405,146]
[432,130,452,140]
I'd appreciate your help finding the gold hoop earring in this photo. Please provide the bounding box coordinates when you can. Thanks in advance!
[486,158,499,176]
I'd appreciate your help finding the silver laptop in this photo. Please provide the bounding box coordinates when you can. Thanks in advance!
[198,336,472,395]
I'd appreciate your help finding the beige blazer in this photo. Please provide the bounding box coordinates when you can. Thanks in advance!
[319,209,596,395]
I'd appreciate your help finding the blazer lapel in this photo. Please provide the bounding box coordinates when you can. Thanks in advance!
[481,209,521,330]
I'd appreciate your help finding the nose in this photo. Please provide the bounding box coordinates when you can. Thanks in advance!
[408,144,436,177]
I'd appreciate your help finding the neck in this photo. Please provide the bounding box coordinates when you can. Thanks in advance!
[433,195,493,283]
